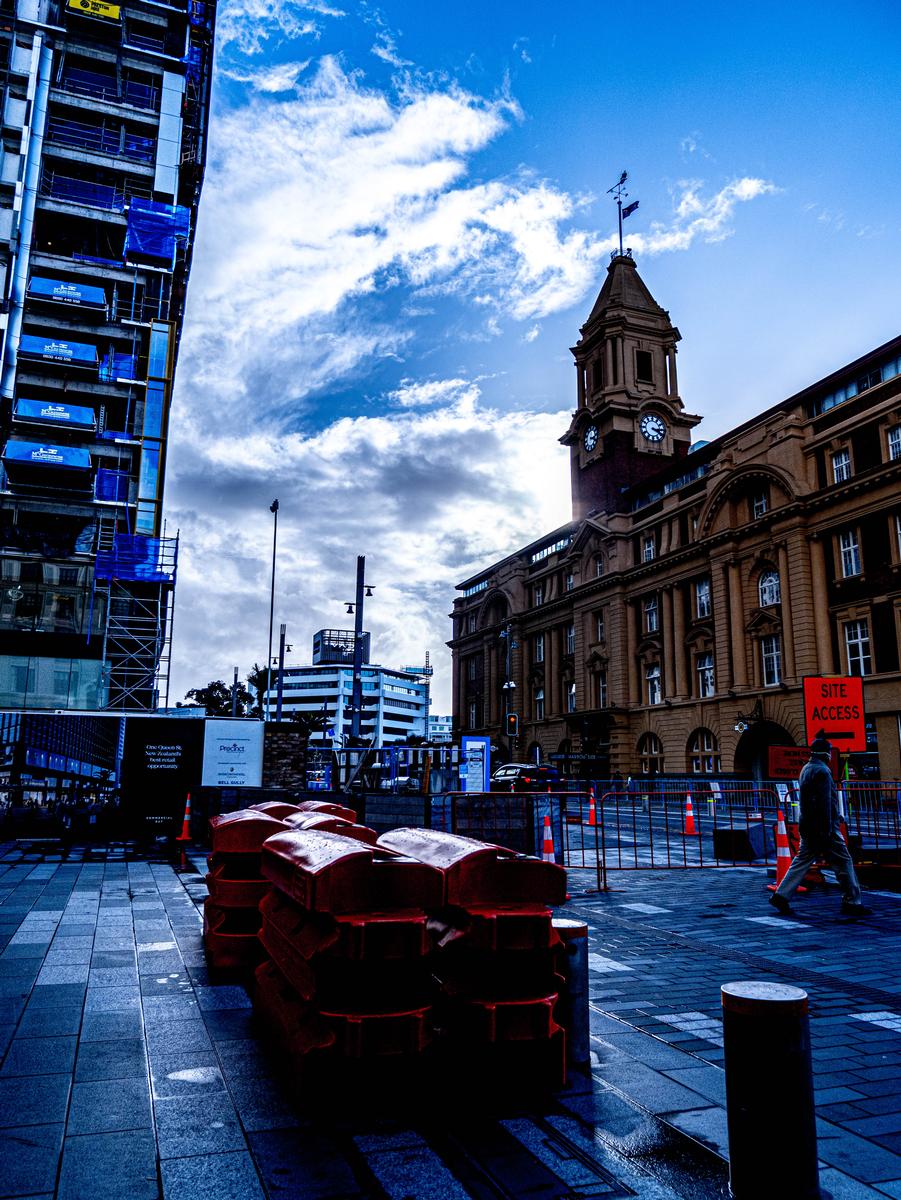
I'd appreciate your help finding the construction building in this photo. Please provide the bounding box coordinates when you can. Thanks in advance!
[450,252,901,779]
[0,0,216,710]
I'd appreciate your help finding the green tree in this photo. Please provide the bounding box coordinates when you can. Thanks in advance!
[183,680,244,716]
[245,662,269,718]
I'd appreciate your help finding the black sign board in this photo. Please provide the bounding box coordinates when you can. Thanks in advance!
[120,717,204,836]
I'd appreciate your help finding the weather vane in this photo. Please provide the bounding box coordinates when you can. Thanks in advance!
[607,171,639,257]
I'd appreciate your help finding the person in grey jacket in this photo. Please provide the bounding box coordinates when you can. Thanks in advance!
[769,733,871,917]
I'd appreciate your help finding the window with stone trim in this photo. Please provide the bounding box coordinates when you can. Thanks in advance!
[688,728,721,774]
[844,619,872,676]
[642,533,656,562]
[761,634,782,686]
[695,578,712,618]
[596,611,606,642]
[638,732,664,774]
[751,491,768,519]
[644,595,659,633]
[468,700,478,728]
[534,687,545,721]
[758,570,781,607]
[534,633,545,663]
[565,623,576,655]
[831,447,852,483]
[596,670,608,708]
[636,350,654,384]
[645,662,662,705]
[566,681,576,713]
[839,530,862,578]
[889,426,901,461]
[696,651,715,698]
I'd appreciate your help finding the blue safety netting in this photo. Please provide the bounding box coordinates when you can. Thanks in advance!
[14,398,96,428]
[2,439,92,469]
[95,468,130,502]
[27,275,107,309]
[95,533,177,582]
[19,334,98,367]
[98,353,138,381]
[124,199,191,265]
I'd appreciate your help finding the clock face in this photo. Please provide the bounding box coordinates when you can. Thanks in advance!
[640,413,666,443]
[583,424,599,453]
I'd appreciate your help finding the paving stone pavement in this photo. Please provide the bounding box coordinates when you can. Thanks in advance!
[0,843,898,1199]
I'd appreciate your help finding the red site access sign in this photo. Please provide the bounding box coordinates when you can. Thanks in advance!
[803,676,866,752]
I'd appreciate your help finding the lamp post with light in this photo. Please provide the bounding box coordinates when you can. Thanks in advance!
[264,499,278,721]
[344,555,374,743]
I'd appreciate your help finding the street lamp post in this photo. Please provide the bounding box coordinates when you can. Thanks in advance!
[344,556,374,743]
[500,621,516,760]
[265,499,279,721]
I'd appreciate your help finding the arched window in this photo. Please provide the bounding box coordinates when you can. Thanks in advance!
[688,729,721,774]
[638,732,664,775]
[527,741,543,764]
[758,570,781,607]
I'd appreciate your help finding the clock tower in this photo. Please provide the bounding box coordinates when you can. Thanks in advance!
[561,253,701,520]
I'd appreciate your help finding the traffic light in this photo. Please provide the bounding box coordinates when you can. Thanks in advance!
[506,713,519,738]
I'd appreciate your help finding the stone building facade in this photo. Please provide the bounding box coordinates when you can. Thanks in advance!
[449,253,901,779]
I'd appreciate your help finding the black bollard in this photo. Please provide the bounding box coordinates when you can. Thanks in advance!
[721,981,819,1200]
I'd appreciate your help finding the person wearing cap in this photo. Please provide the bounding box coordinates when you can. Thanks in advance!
[769,733,871,917]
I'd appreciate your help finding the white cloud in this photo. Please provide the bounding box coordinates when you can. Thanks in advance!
[167,386,571,710]
[216,0,342,56]
[169,40,779,712]
[220,60,311,92]
[387,378,478,408]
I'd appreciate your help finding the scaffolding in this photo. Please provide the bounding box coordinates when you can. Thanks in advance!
[94,531,177,710]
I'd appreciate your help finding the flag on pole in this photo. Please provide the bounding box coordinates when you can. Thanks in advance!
[622,200,639,218]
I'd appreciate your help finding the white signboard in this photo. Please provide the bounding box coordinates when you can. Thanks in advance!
[201,719,264,787]
[461,735,491,793]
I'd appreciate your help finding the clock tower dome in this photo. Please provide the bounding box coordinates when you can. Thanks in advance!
[561,253,701,520]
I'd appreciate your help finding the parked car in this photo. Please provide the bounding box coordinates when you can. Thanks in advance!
[490,763,561,792]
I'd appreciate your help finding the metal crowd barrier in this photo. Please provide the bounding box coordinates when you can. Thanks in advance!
[433,782,901,893]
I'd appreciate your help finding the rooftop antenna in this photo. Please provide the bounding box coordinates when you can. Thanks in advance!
[607,170,639,257]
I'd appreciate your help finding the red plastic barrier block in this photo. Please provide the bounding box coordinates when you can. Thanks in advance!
[462,905,560,953]
[259,889,340,958]
[283,812,379,844]
[378,829,566,906]
[318,1003,433,1058]
[258,912,317,1001]
[205,856,271,909]
[248,801,303,819]
[377,828,497,905]
[209,812,288,854]
[449,991,562,1043]
[253,960,335,1062]
[480,856,567,907]
[370,855,445,911]
[261,830,374,913]
[260,886,430,962]
[295,800,358,823]
[203,899,263,970]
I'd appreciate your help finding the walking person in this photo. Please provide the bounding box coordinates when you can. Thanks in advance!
[769,733,871,917]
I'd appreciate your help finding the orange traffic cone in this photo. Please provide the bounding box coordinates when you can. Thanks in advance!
[767,809,798,892]
[586,785,597,827]
[542,813,556,862]
[176,793,192,843]
[683,793,697,836]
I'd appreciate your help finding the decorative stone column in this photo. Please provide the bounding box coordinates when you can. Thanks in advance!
[808,537,834,673]
[728,562,748,687]
[626,601,638,704]
[777,543,796,681]
[662,588,675,699]
[673,583,688,697]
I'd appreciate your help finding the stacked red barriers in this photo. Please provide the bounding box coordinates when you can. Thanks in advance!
[203,810,291,970]
[252,825,569,1094]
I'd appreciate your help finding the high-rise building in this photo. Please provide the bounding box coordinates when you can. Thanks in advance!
[0,0,216,710]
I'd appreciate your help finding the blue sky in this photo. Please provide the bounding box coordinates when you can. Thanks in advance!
[165,0,901,712]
